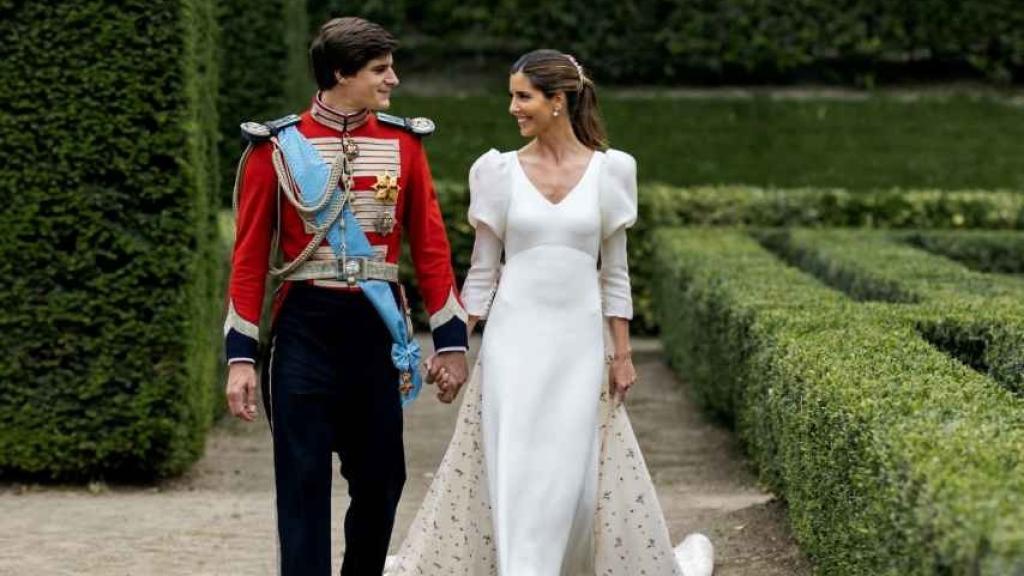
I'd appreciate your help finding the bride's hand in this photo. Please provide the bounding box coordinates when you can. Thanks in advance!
[425,354,461,403]
[436,372,462,403]
[608,354,637,402]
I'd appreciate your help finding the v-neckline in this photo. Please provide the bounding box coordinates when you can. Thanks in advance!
[514,151,599,207]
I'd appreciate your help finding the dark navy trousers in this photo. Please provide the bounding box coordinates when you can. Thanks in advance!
[262,283,405,576]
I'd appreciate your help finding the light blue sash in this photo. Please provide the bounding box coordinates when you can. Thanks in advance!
[275,126,422,406]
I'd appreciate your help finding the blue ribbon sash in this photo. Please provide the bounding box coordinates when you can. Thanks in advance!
[274,126,422,406]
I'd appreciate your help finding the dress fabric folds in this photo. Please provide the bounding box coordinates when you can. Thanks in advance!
[387,149,696,576]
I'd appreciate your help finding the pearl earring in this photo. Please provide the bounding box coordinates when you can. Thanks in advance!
[553,108,560,117]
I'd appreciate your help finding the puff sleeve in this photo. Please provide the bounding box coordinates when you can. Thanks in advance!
[462,150,510,318]
[467,149,511,239]
[600,150,638,319]
[599,149,638,239]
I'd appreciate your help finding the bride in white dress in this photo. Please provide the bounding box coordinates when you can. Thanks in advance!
[386,50,714,576]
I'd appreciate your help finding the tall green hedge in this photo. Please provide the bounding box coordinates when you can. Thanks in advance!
[217,0,308,205]
[306,0,1024,84]
[654,228,1024,572]
[0,0,223,480]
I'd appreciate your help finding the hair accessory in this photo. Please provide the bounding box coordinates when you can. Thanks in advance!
[565,54,585,91]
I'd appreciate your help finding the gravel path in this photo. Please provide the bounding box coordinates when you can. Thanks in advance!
[0,338,811,575]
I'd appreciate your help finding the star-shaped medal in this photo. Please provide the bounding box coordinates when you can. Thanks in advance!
[373,170,401,203]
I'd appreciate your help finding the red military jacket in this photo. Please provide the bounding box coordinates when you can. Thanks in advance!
[224,94,468,363]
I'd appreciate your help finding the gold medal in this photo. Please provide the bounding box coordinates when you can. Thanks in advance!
[373,170,401,203]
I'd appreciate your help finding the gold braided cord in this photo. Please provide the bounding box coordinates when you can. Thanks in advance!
[268,150,354,278]
[271,145,344,217]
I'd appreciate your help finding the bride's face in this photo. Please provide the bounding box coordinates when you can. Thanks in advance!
[508,72,562,139]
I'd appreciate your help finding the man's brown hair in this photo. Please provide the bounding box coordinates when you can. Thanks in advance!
[310,17,398,90]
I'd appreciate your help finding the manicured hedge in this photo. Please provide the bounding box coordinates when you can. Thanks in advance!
[653,228,1024,573]
[217,0,309,205]
[759,228,1024,395]
[0,1,223,480]
[902,230,1024,274]
[307,0,1024,84]
[425,184,1024,333]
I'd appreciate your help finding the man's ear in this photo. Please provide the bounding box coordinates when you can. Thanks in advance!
[335,72,346,85]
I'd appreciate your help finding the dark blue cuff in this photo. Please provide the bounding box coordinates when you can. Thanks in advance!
[432,317,468,350]
[226,329,260,363]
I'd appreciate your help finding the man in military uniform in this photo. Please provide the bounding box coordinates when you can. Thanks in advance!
[223,17,469,576]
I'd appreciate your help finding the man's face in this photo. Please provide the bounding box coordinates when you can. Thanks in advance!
[338,54,400,110]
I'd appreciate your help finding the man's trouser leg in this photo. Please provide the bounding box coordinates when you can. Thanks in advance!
[335,287,405,576]
[265,284,405,576]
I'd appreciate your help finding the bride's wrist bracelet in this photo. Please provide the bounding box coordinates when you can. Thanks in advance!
[605,349,632,365]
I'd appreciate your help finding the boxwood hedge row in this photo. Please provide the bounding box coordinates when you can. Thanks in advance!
[759,228,1024,395]
[217,0,308,205]
[902,230,1024,274]
[653,228,1024,573]
[426,183,1024,333]
[0,0,223,480]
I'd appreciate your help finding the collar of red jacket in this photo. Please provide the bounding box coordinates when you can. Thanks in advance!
[311,92,370,133]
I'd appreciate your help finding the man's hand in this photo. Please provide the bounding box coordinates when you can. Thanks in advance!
[426,351,468,404]
[226,362,259,422]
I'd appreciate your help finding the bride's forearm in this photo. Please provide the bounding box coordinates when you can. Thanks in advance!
[606,317,631,358]
[467,316,480,338]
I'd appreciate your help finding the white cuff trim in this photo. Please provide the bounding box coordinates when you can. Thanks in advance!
[224,300,260,339]
[435,346,468,354]
[429,289,469,330]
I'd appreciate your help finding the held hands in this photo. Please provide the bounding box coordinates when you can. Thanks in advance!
[608,351,637,403]
[425,351,468,404]
[226,362,259,422]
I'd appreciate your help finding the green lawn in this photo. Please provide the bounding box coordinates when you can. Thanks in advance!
[387,94,1024,190]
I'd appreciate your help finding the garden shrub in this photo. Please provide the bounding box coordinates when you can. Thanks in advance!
[653,228,1024,573]
[0,0,223,480]
[902,230,1024,274]
[305,0,1024,84]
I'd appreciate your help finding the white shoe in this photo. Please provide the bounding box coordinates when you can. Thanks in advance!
[675,533,714,576]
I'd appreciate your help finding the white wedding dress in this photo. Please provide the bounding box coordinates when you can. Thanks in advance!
[386,149,714,576]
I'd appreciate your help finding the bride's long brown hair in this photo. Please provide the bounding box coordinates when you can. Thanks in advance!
[511,49,608,151]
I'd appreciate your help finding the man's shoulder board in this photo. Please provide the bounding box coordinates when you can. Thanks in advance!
[240,113,302,144]
[376,112,435,137]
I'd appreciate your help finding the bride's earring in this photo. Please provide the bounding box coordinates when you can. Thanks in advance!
[553,107,560,117]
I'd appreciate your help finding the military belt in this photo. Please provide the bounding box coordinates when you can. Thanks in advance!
[284,257,400,284]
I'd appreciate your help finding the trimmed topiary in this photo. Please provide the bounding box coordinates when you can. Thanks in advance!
[654,228,1024,572]
[0,0,223,480]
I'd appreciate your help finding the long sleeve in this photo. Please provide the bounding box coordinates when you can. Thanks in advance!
[600,227,633,319]
[224,142,277,363]
[403,141,469,351]
[461,224,503,318]
[599,149,638,319]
